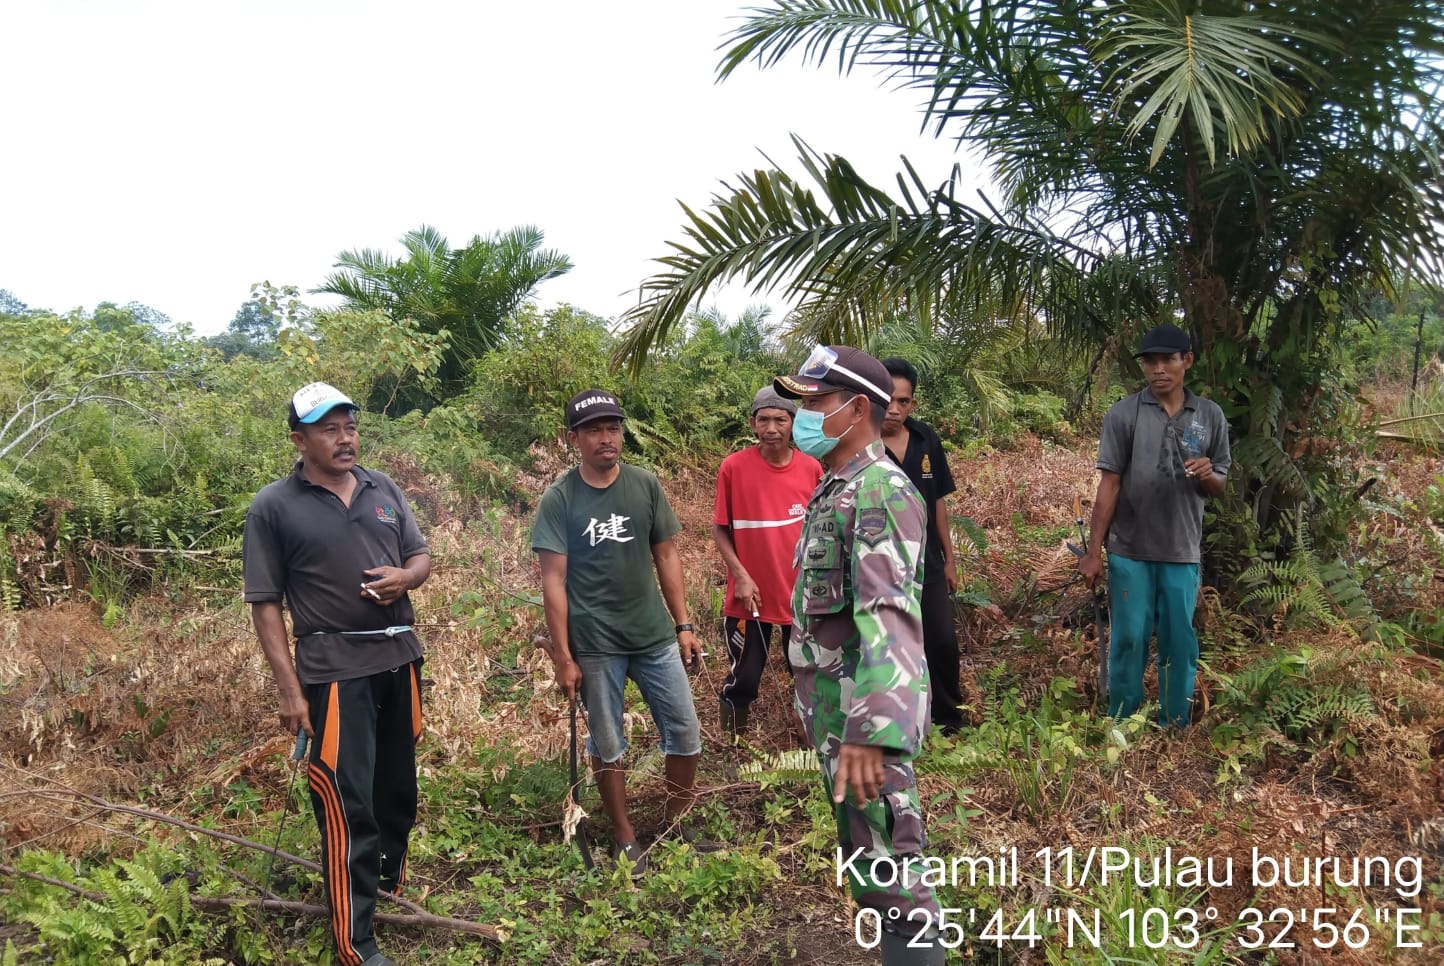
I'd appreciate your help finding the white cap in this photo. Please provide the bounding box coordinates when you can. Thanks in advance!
[289,382,356,427]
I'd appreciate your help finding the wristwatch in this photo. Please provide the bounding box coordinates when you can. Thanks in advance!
[675,623,694,634]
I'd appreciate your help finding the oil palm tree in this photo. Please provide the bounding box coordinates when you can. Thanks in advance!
[616,0,1444,536]
[316,224,572,406]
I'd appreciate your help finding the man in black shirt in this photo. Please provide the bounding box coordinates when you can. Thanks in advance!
[244,382,431,966]
[880,358,963,736]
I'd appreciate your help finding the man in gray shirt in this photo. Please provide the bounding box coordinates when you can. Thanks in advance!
[244,382,430,966]
[1078,326,1230,727]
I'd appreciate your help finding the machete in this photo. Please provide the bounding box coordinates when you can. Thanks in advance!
[1070,495,1109,702]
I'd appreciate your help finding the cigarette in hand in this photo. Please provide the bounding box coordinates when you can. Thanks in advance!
[362,583,382,601]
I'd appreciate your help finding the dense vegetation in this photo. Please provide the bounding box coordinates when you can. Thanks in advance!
[1,274,1443,963]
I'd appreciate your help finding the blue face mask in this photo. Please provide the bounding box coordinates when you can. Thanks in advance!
[792,397,855,458]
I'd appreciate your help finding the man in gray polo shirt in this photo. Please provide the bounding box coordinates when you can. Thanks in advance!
[1078,326,1230,727]
[244,381,431,966]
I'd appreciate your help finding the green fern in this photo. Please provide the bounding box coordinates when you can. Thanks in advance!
[18,904,118,953]
[1232,432,1308,497]
[1239,512,1379,637]
[1217,646,1378,748]
[1248,380,1285,439]
[0,468,40,506]
[71,457,119,537]
[0,561,20,611]
[90,444,137,496]
[952,515,988,556]
[1262,681,1376,745]
[119,501,163,548]
[11,848,206,965]
[978,662,1014,724]
[739,748,820,784]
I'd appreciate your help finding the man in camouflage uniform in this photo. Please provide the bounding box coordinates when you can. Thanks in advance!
[775,346,944,965]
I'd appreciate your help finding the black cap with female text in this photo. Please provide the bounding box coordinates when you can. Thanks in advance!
[566,388,625,430]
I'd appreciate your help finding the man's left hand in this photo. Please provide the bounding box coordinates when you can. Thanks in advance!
[678,629,703,669]
[944,561,959,594]
[361,566,413,606]
[833,742,885,806]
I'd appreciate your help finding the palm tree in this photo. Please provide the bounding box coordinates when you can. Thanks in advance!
[616,0,1444,541]
[316,224,572,406]
[688,303,781,362]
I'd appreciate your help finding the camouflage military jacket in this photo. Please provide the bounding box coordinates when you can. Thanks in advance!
[790,439,930,757]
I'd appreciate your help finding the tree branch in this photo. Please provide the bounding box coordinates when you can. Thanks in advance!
[0,369,179,464]
[0,863,500,941]
[2,785,434,920]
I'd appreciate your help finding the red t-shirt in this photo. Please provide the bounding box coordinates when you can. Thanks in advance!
[713,446,824,625]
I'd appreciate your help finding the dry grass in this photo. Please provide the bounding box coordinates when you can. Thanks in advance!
[951,434,1096,530]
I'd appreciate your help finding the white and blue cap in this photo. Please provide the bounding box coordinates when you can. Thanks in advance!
[288,381,357,429]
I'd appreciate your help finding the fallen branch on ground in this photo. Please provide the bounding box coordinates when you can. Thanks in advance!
[1,783,450,923]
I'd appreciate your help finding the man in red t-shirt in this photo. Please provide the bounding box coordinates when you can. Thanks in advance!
[713,386,825,739]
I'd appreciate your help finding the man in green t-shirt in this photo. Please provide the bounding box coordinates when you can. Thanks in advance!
[531,389,705,872]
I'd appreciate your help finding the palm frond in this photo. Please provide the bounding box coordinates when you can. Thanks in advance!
[615,138,1111,375]
[1096,0,1334,168]
[311,225,573,406]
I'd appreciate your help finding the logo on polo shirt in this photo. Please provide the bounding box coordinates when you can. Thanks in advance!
[921,454,932,476]
[375,504,398,524]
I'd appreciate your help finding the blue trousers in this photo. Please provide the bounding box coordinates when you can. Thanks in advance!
[1107,554,1200,727]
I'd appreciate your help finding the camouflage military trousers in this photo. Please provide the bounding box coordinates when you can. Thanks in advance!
[820,751,941,938]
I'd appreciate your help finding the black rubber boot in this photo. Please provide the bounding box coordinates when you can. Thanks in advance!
[879,927,945,965]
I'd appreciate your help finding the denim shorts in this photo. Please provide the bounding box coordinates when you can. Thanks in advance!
[577,641,702,763]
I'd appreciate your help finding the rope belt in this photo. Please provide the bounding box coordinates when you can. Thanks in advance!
[305,625,414,638]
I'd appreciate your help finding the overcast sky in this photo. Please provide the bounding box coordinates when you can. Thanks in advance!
[1,1,988,335]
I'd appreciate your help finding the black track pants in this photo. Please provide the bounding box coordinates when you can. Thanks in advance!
[306,660,422,966]
[719,616,793,710]
[921,580,963,733]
